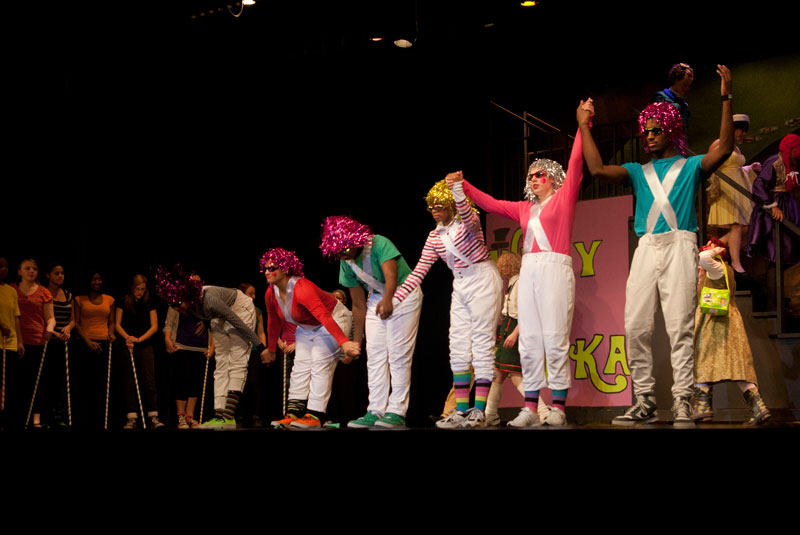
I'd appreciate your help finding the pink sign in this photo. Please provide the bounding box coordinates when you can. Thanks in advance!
[486,195,633,407]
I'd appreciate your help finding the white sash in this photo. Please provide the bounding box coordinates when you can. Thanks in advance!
[438,222,473,270]
[274,276,316,330]
[524,195,553,253]
[643,159,685,234]
[346,244,386,295]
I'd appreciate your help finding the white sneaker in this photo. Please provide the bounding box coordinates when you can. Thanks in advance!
[435,409,467,429]
[544,406,567,426]
[461,408,487,428]
[506,407,539,427]
[537,402,551,422]
[484,412,501,426]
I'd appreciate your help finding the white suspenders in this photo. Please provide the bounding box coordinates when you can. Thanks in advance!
[642,159,686,234]
[346,244,386,295]
[524,195,554,253]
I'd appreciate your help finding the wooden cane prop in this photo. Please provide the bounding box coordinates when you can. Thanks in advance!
[282,351,287,416]
[65,341,72,427]
[127,345,146,429]
[25,339,49,429]
[199,355,210,424]
[104,342,112,430]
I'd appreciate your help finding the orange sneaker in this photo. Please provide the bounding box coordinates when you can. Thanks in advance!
[289,413,322,429]
[271,414,298,427]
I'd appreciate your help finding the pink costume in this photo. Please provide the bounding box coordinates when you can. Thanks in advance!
[462,128,584,392]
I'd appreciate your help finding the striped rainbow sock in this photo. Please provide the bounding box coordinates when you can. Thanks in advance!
[473,379,491,411]
[525,390,540,412]
[552,389,568,411]
[454,372,472,413]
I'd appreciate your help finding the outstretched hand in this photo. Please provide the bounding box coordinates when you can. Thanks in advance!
[717,64,732,96]
[445,171,464,189]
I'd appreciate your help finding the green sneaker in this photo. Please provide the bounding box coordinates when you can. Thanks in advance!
[347,411,380,429]
[374,412,406,428]
[201,417,237,430]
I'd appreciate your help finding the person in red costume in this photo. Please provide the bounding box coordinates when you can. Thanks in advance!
[261,248,360,429]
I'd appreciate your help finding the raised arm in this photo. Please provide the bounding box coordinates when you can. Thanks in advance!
[701,65,734,175]
[577,99,629,184]
[447,171,521,223]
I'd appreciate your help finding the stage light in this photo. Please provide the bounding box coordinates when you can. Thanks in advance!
[393,39,413,48]
[520,1,538,6]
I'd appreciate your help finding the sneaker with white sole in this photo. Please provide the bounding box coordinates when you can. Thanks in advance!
[347,411,380,429]
[435,410,467,429]
[544,406,567,426]
[177,415,189,429]
[374,412,406,428]
[612,394,658,426]
[672,396,695,428]
[461,408,487,428]
[507,407,539,427]
[484,412,501,426]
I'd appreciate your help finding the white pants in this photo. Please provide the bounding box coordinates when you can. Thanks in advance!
[288,301,350,413]
[449,260,503,382]
[211,290,256,411]
[625,230,698,398]
[518,252,575,391]
[365,286,423,417]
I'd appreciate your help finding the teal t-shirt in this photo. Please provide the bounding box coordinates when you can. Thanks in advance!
[622,154,707,237]
[338,235,412,293]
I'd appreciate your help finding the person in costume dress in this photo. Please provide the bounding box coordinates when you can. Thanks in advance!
[319,215,422,429]
[156,265,267,430]
[394,179,502,428]
[261,248,360,429]
[448,108,585,426]
[745,133,800,265]
[483,251,551,426]
[706,114,761,274]
[693,239,771,425]
[580,65,735,428]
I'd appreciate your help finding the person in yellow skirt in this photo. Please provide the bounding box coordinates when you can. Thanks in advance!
[706,114,760,274]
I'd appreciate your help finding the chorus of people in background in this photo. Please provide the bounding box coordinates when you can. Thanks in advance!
[2,62,795,431]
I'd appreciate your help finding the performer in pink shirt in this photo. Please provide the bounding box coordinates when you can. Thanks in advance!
[447,103,587,426]
[261,248,360,429]
[395,180,503,428]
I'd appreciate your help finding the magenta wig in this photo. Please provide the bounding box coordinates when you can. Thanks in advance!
[638,102,687,156]
[259,248,304,277]
[154,264,203,307]
[319,215,373,259]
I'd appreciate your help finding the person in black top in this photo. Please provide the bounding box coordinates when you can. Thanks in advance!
[116,274,164,429]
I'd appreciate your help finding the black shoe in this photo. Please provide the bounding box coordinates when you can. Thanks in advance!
[612,394,658,426]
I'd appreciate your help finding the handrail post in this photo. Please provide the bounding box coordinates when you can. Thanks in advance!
[775,220,784,335]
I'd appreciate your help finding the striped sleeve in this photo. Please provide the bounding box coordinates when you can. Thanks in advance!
[393,233,440,303]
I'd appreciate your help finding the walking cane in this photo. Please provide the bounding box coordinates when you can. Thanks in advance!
[65,341,72,427]
[127,344,146,429]
[199,355,210,424]
[282,351,287,416]
[104,342,112,430]
[25,339,49,429]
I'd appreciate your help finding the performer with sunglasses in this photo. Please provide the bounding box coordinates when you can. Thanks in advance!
[393,180,502,428]
[578,65,735,427]
[446,105,586,427]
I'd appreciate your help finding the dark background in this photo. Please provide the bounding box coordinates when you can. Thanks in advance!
[5,0,797,425]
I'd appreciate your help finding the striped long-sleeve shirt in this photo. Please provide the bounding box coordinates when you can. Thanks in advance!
[394,181,490,303]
